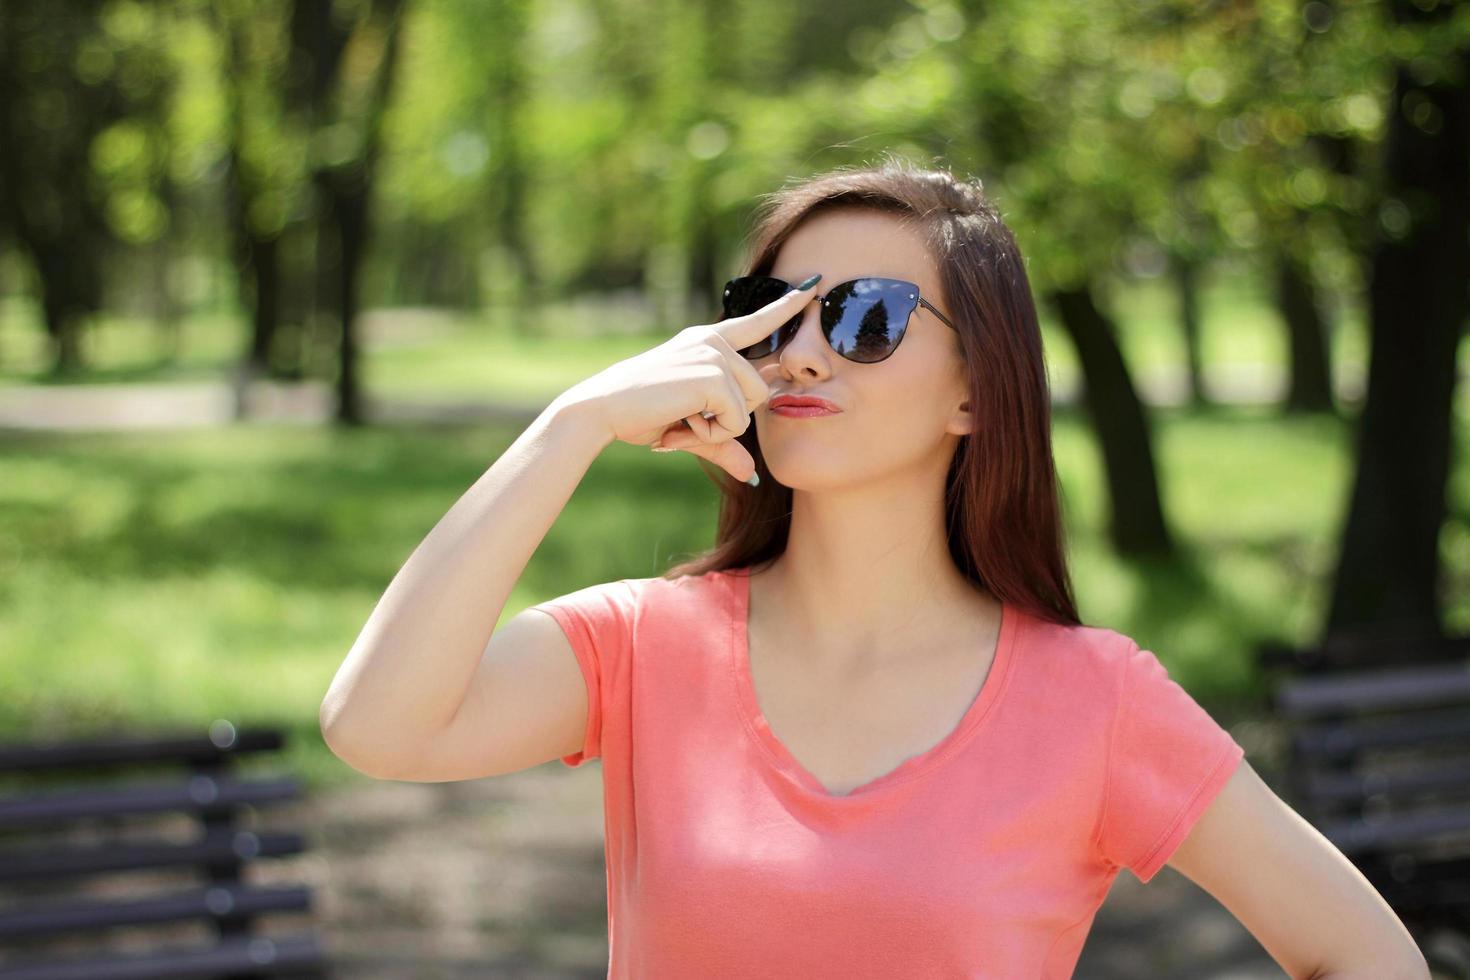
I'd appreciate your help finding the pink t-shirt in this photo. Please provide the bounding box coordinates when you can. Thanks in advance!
[528,567,1244,979]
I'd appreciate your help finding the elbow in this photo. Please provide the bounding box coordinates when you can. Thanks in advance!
[319,695,350,747]
[318,696,352,759]
[319,701,420,781]
[1308,949,1431,980]
[318,708,358,770]
[318,684,371,764]
[318,699,336,743]
[320,722,399,781]
[319,700,388,779]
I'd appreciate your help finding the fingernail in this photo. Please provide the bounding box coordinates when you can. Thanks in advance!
[745,472,760,487]
[795,273,821,290]
[652,445,676,453]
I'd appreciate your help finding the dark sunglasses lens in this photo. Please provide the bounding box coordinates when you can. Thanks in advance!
[723,276,800,359]
[822,278,917,363]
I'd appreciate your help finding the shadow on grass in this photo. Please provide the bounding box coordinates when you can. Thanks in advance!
[0,420,726,595]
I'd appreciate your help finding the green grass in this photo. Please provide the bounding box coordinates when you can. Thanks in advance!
[5,397,1468,791]
[0,420,731,788]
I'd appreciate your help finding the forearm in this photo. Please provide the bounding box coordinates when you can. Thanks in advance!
[319,393,610,769]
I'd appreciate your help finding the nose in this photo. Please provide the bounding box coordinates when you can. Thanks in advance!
[770,303,836,378]
[785,301,824,347]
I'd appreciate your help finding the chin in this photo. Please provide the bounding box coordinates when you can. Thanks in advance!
[759,453,883,492]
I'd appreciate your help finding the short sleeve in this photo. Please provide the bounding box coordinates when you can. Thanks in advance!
[1095,640,1245,883]
[526,578,640,768]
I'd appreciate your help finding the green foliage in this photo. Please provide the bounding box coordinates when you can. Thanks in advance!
[4,0,1464,327]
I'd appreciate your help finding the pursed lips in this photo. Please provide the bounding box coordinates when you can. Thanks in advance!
[767,395,842,413]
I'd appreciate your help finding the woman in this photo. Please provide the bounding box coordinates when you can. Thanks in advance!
[320,157,1430,978]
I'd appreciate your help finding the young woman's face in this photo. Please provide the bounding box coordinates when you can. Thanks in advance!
[751,207,975,492]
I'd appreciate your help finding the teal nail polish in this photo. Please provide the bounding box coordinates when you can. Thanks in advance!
[795,273,821,290]
[746,472,760,487]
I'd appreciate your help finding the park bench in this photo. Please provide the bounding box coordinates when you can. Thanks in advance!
[0,722,329,979]
[1262,635,1470,976]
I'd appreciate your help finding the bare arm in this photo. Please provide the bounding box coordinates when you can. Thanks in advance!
[319,281,817,779]
[1165,760,1431,980]
[318,393,611,777]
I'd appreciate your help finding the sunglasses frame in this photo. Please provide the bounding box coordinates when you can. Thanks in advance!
[722,274,958,364]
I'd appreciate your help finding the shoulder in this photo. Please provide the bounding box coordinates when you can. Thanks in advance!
[534,571,687,605]
[991,612,1142,733]
[531,569,729,625]
[1019,612,1138,686]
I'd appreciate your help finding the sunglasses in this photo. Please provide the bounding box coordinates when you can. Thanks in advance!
[721,274,957,364]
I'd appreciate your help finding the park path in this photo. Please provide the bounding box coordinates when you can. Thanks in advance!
[0,363,1353,432]
[0,378,542,431]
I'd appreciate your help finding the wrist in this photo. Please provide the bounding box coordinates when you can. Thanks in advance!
[544,391,613,454]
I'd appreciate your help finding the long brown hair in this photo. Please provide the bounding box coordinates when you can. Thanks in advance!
[661,153,1081,628]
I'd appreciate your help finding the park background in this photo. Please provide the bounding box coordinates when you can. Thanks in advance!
[1,0,1467,976]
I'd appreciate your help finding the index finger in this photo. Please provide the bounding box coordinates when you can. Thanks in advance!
[710,273,822,352]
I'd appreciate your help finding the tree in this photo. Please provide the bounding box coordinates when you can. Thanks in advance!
[0,0,172,375]
[214,0,310,398]
[288,0,406,424]
[1324,0,1469,648]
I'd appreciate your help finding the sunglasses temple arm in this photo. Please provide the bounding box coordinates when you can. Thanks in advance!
[919,297,957,331]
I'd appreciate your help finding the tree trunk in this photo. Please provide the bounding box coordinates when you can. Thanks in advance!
[1324,1,1469,650]
[334,180,366,425]
[1049,283,1174,557]
[1172,253,1208,409]
[1274,251,1336,415]
[247,234,281,374]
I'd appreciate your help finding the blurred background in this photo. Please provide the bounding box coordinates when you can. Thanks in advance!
[1,0,1467,976]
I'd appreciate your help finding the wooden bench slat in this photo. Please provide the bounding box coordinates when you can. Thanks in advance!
[0,730,284,774]
[1290,710,1470,760]
[0,776,300,830]
[0,884,314,939]
[0,828,307,883]
[1375,876,1470,915]
[1274,661,1470,718]
[1360,852,1470,888]
[0,931,325,980]
[1319,804,1470,855]
[1301,758,1470,805]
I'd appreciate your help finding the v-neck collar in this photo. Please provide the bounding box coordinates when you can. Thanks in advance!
[723,567,1020,804]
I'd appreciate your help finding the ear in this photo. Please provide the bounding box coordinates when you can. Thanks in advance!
[947,397,976,437]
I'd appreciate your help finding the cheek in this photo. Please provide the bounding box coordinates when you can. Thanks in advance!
[865,392,952,459]
[866,357,965,450]
[871,349,950,416]
[841,370,950,454]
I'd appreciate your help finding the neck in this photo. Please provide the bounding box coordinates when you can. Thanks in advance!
[752,478,995,670]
